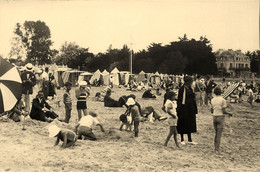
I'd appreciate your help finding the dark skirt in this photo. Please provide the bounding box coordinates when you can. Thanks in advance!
[177,104,197,134]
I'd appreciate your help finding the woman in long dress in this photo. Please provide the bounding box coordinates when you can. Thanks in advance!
[177,75,198,145]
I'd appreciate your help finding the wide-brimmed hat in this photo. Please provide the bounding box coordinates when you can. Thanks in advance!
[48,125,60,137]
[79,81,87,86]
[126,97,136,106]
[25,63,33,71]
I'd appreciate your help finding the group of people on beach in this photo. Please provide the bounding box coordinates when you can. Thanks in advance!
[4,63,259,154]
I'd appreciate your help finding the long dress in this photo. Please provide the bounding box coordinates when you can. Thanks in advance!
[177,85,198,134]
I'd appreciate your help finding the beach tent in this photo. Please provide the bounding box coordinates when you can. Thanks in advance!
[78,72,93,85]
[149,71,160,84]
[89,69,101,84]
[101,70,110,85]
[54,67,70,87]
[119,71,130,85]
[136,70,146,83]
[62,70,83,87]
[110,67,120,86]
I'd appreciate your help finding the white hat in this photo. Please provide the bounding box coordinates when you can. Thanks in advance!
[25,63,33,71]
[126,97,136,106]
[79,81,87,86]
[48,125,60,137]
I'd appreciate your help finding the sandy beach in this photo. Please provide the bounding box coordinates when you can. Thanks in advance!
[0,86,259,172]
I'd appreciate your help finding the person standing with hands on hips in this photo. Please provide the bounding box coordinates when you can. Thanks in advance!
[75,81,90,121]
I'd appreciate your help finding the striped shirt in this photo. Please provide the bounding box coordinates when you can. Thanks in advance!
[63,92,72,104]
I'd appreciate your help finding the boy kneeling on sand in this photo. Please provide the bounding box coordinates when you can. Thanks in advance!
[75,111,105,141]
[48,125,77,148]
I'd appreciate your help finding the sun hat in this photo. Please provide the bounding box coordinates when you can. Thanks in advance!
[126,97,136,106]
[79,81,87,86]
[25,63,33,71]
[48,125,60,137]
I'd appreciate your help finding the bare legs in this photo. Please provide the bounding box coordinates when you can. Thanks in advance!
[164,126,179,148]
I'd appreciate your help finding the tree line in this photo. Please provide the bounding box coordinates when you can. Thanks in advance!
[7,20,259,75]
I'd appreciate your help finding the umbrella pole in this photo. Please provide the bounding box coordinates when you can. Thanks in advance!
[21,115,26,130]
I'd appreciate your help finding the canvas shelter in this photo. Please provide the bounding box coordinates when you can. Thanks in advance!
[54,67,70,87]
[89,69,101,84]
[136,70,146,83]
[110,67,120,86]
[62,70,83,87]
[119,71,130,85]
[101,70,110,85]
[78,72,93,85]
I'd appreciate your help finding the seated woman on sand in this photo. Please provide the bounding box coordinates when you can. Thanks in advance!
[104,89,124,107]
[142,89,156,98]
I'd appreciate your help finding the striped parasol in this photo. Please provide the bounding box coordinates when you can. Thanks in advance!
[223,82,240,99]
[0,57,22,114]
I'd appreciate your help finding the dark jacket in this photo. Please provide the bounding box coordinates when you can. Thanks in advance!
[142,90,156,98]
[205,80,217,94]
[30,97,58,121]
[104,95,119,107]
[21,70,36,94]
[177,85,198,134]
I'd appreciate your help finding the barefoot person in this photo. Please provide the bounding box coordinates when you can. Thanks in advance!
[75,81,90,121]
[210,87,230,154]
[164,91,180,148]
[63,82,72,123]
[75,111,105,141]
[48,125,77,148]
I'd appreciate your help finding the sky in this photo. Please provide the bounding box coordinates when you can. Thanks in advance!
[0,0,259,58]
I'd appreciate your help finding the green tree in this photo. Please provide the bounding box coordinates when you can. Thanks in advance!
[54,42,94,70]
[10,20,53,65]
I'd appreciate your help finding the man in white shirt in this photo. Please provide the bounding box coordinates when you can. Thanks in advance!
[75,112,105,140]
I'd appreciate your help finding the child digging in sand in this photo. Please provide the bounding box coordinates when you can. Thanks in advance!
[48,125,77,148]
[164,91,180,148]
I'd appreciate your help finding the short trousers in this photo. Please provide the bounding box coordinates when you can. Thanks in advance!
[213,116,225,129]
[77,101,87,109]
[78,126,93,135]
[168,116,178,126]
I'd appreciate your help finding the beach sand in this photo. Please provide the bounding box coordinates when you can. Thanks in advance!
[0,86,259,171]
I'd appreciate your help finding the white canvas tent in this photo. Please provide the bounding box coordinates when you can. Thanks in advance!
[89,69,101,84]
[110,67,120,86]
[136,70,146,83]
[78,72,93,85]
[101,70,110,85]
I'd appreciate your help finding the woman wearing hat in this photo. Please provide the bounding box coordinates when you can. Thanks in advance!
[75,81,90,121]
[177,75,198,145]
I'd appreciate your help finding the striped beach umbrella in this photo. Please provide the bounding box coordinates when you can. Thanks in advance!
[0,57,22,114]
[223,82,240,99]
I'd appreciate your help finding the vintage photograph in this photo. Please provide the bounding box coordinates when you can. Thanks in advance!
[0,0,259,171]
